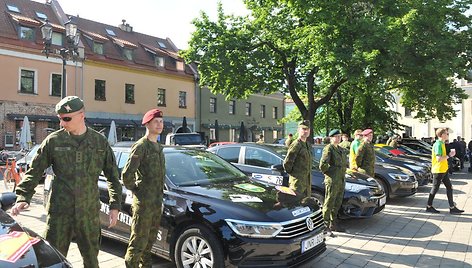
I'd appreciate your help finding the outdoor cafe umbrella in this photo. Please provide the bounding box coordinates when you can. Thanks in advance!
[19,116,32,150]
[214,119,219,142]
[238,121,246,143]
[107,120,117,146]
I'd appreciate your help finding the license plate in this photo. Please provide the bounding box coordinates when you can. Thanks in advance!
[301,233,324,253]
[379,196,387,206]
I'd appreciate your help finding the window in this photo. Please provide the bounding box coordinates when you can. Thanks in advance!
[273,107,278,119]
[168,58,177,69]
[273,130,278,140]
[51,32,62,46]
[179,91,187,108]
[51,73,62,97]
[157,88,166,106]
[20,69,35,94]
[245,148,280,168]
[35,12,47,20]
[246,102,251,116]
[404,107,411,117]
[105,28,116,36]
[157,41,167,48]
[229,100,235,114]
[123,48,133,61]
[93,42,104,54]
[217,147,240,163]
[7,5,20,13]
[94,79,106,101]
[19,26,34,41]
[155,56,164,67]
[125,84,135,104]
[260,105,266,118]
[210,97,217,113]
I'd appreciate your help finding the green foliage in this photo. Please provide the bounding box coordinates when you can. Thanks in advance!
[182,0,472,135]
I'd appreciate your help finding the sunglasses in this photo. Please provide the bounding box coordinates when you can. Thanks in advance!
[58,112,81,122]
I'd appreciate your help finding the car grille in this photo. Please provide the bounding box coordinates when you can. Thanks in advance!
[276,210,324,239]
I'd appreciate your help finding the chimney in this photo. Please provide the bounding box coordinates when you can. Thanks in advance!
[120,19,133,33]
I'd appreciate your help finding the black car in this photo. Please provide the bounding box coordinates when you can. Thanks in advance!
[45,147,326,267]
[208,143,386,219]
[0,192,72,268]
[375,150,431,186]
[312,144,418,199]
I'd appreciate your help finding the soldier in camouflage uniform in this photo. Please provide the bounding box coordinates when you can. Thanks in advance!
[12,96,122,268]
[123,109,166,268]
[354,128,376,177]
[283,120,312,198]
[319,129,348,233]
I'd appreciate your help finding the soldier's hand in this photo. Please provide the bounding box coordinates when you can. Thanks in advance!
[108,209,119,228]
[10,202,29,216]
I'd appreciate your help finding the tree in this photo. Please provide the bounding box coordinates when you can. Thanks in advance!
[182,0,472,137]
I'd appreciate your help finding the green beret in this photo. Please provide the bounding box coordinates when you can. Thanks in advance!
[329,129,342,137]
[55,96,84,114]
[298,120,311,129]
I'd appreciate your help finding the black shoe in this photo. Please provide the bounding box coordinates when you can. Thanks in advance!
[330,224,346,233]
[426,206,440,213]
[450,207,464,214]
[323,227,336,237]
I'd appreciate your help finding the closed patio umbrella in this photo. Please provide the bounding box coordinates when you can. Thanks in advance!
[238,122,246,143]
[19,116,32,150]
[108,120,117,146]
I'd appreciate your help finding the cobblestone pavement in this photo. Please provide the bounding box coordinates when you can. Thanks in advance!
[4,167,472,267]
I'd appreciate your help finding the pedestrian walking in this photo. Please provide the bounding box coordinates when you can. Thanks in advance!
[123,109,166,268]
[283,120,313,198]
[319,129,348,235]
[353,128,376,177]
[285,133,294,147]
[11,96,122,268]
[458,137,467,169]
[426,128,464,214]
[349,129,363,170]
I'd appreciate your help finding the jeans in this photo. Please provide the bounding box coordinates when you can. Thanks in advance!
[427,172,454,207]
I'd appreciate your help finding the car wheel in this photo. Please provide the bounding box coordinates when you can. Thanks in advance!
[375,177,389,199]
[312,191,325,207]
[174,225,224,268]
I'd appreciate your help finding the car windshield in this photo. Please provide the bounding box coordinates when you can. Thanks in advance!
[374,147,394,157]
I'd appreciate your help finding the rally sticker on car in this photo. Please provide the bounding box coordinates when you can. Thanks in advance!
[251,173,284,185]
[292,207,311,217]
[0,231,40,263]
[275,186,296,196]
[234,183,266,193]
[229,194,263,203]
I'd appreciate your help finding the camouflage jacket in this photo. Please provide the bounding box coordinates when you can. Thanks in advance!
[16,128,122,213]
[283,139,312,190]
[319,144,348,181]
[122,137,165,206]
[355,141,376,177]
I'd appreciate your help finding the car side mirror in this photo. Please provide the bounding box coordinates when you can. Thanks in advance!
[271,164,284,172]
[0,192,17,211]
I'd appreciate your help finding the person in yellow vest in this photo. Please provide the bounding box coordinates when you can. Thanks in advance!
[426,128,464,214]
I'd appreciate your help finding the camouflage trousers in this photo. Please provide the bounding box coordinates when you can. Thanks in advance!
[45,211,100,268]
[322,177,345,227]
[125,203,162,268]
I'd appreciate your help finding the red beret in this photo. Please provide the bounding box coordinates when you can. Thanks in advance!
[142,109,163,125]
[362,128,373,135]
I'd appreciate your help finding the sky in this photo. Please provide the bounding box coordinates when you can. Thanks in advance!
[55,0,249,49]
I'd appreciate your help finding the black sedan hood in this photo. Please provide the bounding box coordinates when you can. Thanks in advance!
[0,210,71,268]
[172,178,319,222]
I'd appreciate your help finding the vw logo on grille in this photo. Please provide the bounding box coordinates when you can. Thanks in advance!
[306,217,315,231]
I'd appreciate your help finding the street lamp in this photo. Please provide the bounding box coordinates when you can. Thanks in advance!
[41,17,80,99]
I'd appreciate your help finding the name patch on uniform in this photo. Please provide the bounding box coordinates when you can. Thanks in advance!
[54,147,71,151]
[234,183,266,193]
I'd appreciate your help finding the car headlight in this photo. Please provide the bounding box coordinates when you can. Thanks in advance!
[225,219,283,238]
[388,173,410,181]
[345,182,369,193]
[404,164,423,171]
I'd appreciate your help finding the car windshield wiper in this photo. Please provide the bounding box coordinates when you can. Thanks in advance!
[177,181,203,187]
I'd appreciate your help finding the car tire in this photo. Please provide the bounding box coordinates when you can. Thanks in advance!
[174,225,225,268]
[375,177,390,199]
[312,192,325,207]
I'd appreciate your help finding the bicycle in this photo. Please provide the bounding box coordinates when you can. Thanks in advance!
[2,157,22,191]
